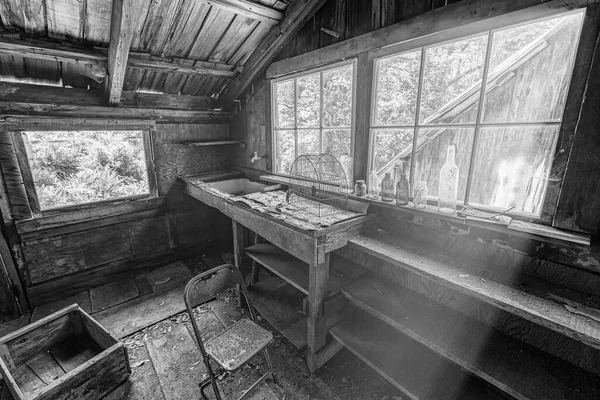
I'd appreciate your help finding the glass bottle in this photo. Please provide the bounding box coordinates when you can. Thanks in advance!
[381,172,394,202]
[396,164,410,205]
[438,145,459,214]
[368,171,380,199]
[413,180,428,209]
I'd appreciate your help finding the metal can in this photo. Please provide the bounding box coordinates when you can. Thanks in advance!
[354,180,367,197]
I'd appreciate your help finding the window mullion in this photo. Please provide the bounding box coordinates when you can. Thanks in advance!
[293,79,298,159]
[411,47,427,194]
[319,72,324,153]
[464,32,494,206]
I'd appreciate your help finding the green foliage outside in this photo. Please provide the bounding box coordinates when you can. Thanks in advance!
[28,131,148,210]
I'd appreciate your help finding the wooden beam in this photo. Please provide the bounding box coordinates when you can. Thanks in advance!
[0,82,220,110]
[218,0,328,109]
[0,103,231,124]
[202,0,283,25]
[267,0,597,79]
[0,37,238,79]
[105,0,135,105]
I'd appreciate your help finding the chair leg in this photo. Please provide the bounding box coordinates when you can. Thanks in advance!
[237,370,273,400]
[263,347,277,384]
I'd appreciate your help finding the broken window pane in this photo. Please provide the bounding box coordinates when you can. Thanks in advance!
[323,129,351,159]
[298,129,320,155]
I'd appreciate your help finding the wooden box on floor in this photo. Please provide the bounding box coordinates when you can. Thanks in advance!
[0,304,130,400]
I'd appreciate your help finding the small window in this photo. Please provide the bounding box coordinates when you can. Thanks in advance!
[272,61,355,175]
[369,11,584,216]
[26,131,151,210]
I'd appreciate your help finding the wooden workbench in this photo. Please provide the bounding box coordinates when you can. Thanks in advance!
[183,177,370,371]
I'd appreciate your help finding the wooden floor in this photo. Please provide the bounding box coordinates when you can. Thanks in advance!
[0,254,398,400]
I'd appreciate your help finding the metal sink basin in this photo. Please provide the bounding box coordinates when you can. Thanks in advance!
[208,178,267,196]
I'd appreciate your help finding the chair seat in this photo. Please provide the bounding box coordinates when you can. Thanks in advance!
[205,318,273,371]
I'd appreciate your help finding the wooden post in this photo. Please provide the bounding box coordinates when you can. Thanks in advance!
[306,253,330,371]
[105,0,135,105]
[232,220,245,307]
[249,233,262,286]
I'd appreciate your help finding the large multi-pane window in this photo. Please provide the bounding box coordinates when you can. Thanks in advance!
[272,61,355,174]
[369,11,584,216]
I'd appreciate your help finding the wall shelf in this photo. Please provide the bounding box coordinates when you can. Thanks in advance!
[181,140,242,146]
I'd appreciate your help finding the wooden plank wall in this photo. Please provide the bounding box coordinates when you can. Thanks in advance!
[0,123,232,307]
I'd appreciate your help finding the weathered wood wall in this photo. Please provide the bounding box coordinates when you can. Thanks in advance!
[0,123,232,308]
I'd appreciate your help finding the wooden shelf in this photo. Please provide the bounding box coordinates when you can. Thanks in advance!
[330,311,506,400]
[181,140,242,146]
[348,235,600,350]
[245,243,349,296]
[342,273,600,400]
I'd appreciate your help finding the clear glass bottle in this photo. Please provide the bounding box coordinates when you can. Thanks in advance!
[438,145,459,214]
[395,163,410,205]
[368,171,380,199]
[413,180,428,208]
[381,172,394,202]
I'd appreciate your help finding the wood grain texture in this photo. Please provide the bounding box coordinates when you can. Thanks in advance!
[343,273,600,400]
[219,0,328,108]
[202,0,283,25]
[268,0,595,78]
[105,0,135,105]
[10,133,39,216]
[0,132,31,220]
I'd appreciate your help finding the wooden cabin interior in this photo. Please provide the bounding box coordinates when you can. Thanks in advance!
[1,0,600,399]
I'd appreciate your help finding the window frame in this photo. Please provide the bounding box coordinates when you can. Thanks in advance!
[10,125,158,217]
[270,58,358,177]
[365,8,588,223]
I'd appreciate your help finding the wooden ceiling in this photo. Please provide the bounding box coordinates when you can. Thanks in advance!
[0,0,304,111]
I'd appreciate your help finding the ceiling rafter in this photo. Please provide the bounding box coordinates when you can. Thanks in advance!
[200,0,283,25]
[105,0,135,105]
[218,0,328,109]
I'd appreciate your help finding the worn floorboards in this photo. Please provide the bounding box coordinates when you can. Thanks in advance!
[0,253,398,400]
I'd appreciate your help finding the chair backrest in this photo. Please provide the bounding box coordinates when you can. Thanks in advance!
[184,264,242,309]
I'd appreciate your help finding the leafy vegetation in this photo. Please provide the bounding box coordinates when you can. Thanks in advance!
[27,131,148,210]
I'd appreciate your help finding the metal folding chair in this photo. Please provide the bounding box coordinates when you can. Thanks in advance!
[184,264,275,400]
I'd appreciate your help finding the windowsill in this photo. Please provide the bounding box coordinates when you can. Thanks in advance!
[15,195,165,235]
[259,174,591,247]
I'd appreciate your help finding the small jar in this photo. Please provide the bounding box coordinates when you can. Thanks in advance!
[413,180,428,209]
[354,180,367,197]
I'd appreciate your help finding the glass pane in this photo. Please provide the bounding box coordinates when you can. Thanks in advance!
[275,130,295,173]
[413,128,474,202]
[323,129,351,158]
[482,13,584,123]
[28,131,148,210]
[469,125,559,215]
[420,34,488,124]
[275,80,295,129]
[371,128,414,177]
[323,66,353,127]
[298,129,320,155]
[297,74,320,128]
[374,50,421,126]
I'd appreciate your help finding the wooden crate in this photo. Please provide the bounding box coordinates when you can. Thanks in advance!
[0,304,130,400]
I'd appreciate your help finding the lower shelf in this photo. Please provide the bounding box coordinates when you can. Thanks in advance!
[330,310,505,400]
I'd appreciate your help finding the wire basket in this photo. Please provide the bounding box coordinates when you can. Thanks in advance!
[287,154,349,218]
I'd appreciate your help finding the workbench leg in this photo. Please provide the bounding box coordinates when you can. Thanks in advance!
[249,233,262,287]
[306,253,330,372]
[232,220,245,308]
